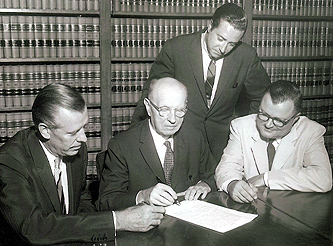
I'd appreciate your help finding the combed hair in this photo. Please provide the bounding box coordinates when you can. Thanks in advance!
[211,3,247,31]
[265,80,303,113]
[32,83,86,127]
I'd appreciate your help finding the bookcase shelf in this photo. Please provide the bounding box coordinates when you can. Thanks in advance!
[112,12,212,19]
[252,15,333,22]
[0,9,99,16]
[0,58,100,64]
[260,57,333,62]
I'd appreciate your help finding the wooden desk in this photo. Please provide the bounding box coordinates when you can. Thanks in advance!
[108,189,332,246]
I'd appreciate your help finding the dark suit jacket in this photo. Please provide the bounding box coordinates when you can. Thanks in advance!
[0,127,114,245]
[131,31,271,161]
[98,119,217,211]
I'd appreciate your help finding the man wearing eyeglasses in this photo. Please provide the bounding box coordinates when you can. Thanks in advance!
[98,77,217,211]
[215,80,332,203]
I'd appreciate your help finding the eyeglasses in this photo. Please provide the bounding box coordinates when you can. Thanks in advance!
[257,110,298,128]
[146,98,187,118]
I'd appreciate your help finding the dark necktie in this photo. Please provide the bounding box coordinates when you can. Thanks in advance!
[163,140,174,186]
[54,158,66,214]
[267,140,275,171]
[205,59,216,105]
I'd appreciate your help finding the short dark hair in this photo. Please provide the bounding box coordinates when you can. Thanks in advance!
[211,3,247,31]
[265,80,303,113]
[32,83,86,128]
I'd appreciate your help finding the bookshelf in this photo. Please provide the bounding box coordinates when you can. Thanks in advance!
[0,1,102,182]
[0,1,332,180]
[247,0,333,161]
[109,0,332,161]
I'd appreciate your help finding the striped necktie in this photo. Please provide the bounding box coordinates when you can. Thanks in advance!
[205,59,216,106]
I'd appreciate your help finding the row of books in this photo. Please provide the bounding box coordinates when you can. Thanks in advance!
[262,61,332,97]
[87,152,98,181]
[253,0,333,16]
[0,108,102,149]
[111,106,136,137]
[252,20,332,57]
[111,18,209,58]
[0,16,100,58]
[111,63,151,103]
[0,64,100,108]
[302,98,333,134]
[0,0,99,10]
[112,0,242,13]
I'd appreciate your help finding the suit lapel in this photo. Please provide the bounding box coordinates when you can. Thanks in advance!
[272,128,296,170]
[139,120,166,182]
[210,49,239,110]
[172,133,186,188]
[250,130,269,174]
[28,132,60,212]
[66,159,74,214]
[188,32,207,106]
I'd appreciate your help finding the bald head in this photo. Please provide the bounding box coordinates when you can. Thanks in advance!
[144,77,188,139]
[148,77,188,102]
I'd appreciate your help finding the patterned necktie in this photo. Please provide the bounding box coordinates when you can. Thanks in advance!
[267,140,276,171]
[54,158,65,214]
[205,59,216,106]
[163,140,174,186]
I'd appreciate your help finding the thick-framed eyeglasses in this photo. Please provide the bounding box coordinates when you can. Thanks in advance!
[257,110,298,128]
[146,98,187,118]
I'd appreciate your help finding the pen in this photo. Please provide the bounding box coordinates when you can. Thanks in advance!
[156,176,181,205]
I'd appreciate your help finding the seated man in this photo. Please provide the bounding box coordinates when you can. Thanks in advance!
[0,84,165,245]
[215,80,332,203]
[98,77,217,211]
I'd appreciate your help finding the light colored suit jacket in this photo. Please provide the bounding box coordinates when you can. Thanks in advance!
[215,114,332,192]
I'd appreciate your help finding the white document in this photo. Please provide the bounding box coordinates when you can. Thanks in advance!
[165,200,258,233]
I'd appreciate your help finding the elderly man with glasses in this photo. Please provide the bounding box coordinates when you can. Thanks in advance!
[98,77,217,211]
[215,80,332,203]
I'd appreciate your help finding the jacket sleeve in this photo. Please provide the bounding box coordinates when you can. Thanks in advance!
[268,125,332,192]
[0,154,115,245]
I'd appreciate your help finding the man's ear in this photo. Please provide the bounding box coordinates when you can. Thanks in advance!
[38,123,51,140]
[144,98,151,117]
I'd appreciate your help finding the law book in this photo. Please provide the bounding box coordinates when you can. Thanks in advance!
[71,17,79,57]
[92,17,99,57]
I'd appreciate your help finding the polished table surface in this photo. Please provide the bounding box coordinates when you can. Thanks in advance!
[87,188,333,246]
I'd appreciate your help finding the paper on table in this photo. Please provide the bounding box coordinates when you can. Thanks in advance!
[165,200,258,233]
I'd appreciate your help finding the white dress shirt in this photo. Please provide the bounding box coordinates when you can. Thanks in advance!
[40,141,69,213]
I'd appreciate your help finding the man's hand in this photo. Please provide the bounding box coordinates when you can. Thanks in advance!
[184,181,211,200]
[139,183,177,206]
[227,180,258,203]
[115,204,165,232]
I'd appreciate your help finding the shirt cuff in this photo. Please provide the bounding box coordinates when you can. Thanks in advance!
[111,211,117,237]
[221,178,239,193]
[263,172,269,187]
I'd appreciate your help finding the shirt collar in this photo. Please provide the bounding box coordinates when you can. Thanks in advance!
[148,120,174,150]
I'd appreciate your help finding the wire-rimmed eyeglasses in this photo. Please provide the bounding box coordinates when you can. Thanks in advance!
[146,98,187,118]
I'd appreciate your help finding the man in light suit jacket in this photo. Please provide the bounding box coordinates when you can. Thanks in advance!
[0,84,164,245]
[215,80,332,203]
[98,78,217,211]
[131,3,271,162]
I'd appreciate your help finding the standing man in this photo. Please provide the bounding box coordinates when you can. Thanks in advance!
[131,3,271,161]
[98,78,217,211]
[0,84,165,245]
[215,80,332,204]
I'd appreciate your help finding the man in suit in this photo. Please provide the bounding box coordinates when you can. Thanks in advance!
[98,77,217,211]
[215,80,332,204]
[131,3,271,162]
[0,84,165,245]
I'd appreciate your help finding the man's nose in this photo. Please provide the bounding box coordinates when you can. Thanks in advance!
[77,128,87,143]
[167,110,177,124]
